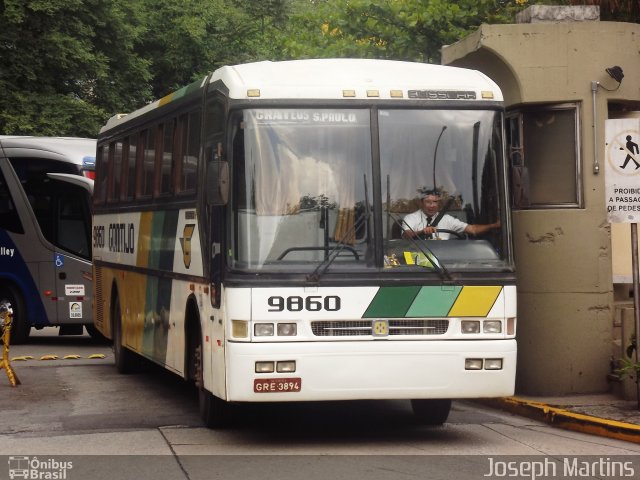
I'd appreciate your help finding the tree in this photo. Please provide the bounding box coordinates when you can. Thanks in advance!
[137,0,294,99]
[0,0,151,137]
[278,0,524,62]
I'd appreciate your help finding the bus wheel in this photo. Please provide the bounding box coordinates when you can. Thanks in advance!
[0,284,30,344]
[411,399,452,425]
[112,298,140,374]
[195,343,232,428]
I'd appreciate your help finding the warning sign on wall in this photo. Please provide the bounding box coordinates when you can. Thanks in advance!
[605,119,640,223]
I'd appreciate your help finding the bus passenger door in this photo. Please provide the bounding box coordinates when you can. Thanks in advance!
[47,174,94,328]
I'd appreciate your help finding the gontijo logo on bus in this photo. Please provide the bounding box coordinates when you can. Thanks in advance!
[92,223,135,254]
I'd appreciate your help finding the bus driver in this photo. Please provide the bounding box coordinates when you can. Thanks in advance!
[402,189,500,240]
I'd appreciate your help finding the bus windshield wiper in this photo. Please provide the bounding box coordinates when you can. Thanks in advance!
[306,210,370,284]
[388,213,452,281]
[307,176,372,283]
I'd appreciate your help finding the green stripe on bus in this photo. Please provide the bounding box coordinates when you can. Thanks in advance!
[147,210,179,270]
[363,286,421,318]
[142,276,171,362]
[406,285,462,317]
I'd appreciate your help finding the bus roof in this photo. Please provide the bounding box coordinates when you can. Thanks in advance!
[215,59,503,101]
[101,59,503,133]
[0,136,96,168]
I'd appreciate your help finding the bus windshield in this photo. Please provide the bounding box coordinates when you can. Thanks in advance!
[230,107,510,273]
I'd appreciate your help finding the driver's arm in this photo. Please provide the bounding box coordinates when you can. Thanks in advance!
[464,221,501,236]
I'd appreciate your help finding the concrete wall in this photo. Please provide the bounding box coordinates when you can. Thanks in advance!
[443,20,640,395]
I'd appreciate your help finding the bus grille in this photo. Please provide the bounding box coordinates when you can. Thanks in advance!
[311,319,449,337]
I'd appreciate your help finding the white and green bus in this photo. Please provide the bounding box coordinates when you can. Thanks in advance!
[93,59,516,427]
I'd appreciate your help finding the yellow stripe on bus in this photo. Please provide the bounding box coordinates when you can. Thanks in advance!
[448,286,502,317]
[136,212,153,268]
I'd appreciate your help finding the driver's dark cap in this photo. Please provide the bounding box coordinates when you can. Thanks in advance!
[418,188,441,199]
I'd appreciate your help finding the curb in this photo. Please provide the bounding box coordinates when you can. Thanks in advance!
[479,397,640,444]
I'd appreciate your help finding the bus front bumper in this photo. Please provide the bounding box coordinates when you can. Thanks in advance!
[225,339,516,402]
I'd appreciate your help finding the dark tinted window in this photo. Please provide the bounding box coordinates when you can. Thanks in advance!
[0,168,24,234]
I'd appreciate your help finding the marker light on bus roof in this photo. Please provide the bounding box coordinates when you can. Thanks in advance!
[342,90,356,98]
[247,89,261,97]
[366,90,379,98]
[390,90,404,98]
[481,91,494,99]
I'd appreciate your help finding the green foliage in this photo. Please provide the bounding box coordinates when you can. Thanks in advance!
[0,0,151,137]
[1,0,636,137]
[279,0,523,62]
[615,334,640,383]
[137,0,294,98]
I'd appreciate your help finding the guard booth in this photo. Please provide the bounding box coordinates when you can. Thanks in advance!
[442,5,640,396]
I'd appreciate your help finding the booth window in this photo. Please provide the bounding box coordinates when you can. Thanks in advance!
[507,103,582,209]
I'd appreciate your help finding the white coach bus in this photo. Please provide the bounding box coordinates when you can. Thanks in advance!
[92,59,516,427]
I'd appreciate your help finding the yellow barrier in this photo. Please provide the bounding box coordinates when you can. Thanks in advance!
[0,302,21,387]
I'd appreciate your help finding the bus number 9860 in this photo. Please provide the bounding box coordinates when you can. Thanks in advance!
[268,295,341,312]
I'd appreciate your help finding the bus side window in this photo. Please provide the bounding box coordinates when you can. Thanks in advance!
[57,185,91,259]
[95,147,108,205]
[0,168,24,234]
[140,128,156,198]
[179,110,200,194]
[158,119,175,196]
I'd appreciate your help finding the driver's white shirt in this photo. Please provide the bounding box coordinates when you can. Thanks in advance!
[402,210,468,239]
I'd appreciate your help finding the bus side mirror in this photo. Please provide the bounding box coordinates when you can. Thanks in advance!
[206,160,229,206]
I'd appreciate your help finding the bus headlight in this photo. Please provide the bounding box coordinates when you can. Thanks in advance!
[254,323,274,336]
[484,359,503,370]
[483,320,502,334]
[276,361,296,373]
[461,320,480,334]
[465,358,483,370]
[277,323,297,336]
[255,361,275,373]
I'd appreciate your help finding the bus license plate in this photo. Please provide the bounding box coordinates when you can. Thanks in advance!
[254,378,301,393]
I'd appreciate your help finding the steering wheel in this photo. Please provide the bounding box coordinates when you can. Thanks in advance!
[422,228,466,240]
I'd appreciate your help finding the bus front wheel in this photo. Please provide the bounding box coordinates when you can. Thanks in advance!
[411,399,452,425]
[0,284,30,344]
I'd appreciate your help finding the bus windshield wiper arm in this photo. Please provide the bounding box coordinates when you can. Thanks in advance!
[388,213,452,281]
[306,211,369,284]
[307,175,371,284]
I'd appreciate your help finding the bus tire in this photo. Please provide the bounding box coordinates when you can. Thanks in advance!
[112,297,141,374]
[411,399,452,425]
[0,284,30,344]
[195,343,232,428]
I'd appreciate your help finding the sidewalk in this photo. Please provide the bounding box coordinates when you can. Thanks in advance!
[480,394,640,444]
